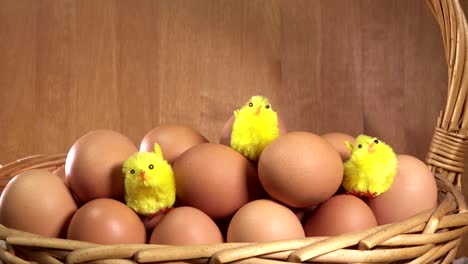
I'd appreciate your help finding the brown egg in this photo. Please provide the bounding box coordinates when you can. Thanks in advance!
[149,206,223,245]
[219,114,287,146]
[321,132,355,161]
[304,195,377,236]
[258,132,343,208]
[368,155,438,224]
[67,198,146,244]
[140,125,208,165]
[0,169,77,237]
[65,130,137,203]
[174,143,261,219]
[227,199,305,242]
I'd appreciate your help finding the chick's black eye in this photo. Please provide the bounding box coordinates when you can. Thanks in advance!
[149,164,154,170]
[248,102,253,107]
[374,139,379,144]
[130,169,135,174]
[265,105,270,109]
[358,144,362,149]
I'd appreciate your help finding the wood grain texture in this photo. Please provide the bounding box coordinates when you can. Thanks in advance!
[0,0,445,159]
[0,0,466,256]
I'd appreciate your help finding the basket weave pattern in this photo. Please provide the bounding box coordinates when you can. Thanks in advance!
[0,0,468,263]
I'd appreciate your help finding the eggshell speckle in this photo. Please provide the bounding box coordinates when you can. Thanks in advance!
[227,199,305,242]
[174,143,261,219]
[0,169,77,237]
[67,198,146,244]
[140,125,208,165]
[65,130,137,203]
[304,195,377,236]
[368,155,438,224]
[149,206,223,245]
[258,132,343,208]
[321,132,355,161]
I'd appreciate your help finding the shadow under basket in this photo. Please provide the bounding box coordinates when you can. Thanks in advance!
[1,0,468,263]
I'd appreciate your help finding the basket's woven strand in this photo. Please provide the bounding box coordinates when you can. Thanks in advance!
[14,247,63,264]
[426,0,468,195]
[0,0,467,263]
[5,236,97,251]
[65,244,165,264]
[87,260,136,264]
[0,247,28,264]
[1,207,466,263]
[134,243,250,263]
[426,0,468,132]
[45,249,69,260]
[441,246,459,264]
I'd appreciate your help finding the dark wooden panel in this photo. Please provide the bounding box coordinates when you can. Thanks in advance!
[358,0,446,158]
[280,0,365,135]
[0,0,39,159]
[280,0,446,158]
[0,0,466,256]
[0,0,447,159]
[69,0,119,136]
[151,0,281,143]
[35,0,73,154]
[116,0,158,141]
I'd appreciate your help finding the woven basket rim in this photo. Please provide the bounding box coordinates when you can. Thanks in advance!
[0,154,466,264]
[1,0,468,263]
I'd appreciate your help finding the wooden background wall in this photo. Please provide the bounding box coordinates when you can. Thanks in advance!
[1,0,467,256]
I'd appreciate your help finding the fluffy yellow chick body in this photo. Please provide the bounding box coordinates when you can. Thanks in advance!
[231,95,279,160]
[342,135,397,198]
[122,143,175,216]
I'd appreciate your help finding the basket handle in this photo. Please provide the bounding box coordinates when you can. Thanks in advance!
[426,0,468,188]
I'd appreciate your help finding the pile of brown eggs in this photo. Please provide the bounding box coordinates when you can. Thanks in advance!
[0,123,439,245]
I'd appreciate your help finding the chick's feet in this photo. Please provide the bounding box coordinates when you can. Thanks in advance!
[347,190,364,197]
[347,190,378,199]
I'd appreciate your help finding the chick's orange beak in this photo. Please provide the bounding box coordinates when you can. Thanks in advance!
[368,142,376,153]
[254,105,261,116]
[140,171,147,181]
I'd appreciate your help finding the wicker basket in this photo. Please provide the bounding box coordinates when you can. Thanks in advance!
[1,0,468,263]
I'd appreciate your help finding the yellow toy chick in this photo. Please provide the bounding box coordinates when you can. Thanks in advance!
[122,143,175,216]
[342,135,397,198]
[231,95,280,160]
